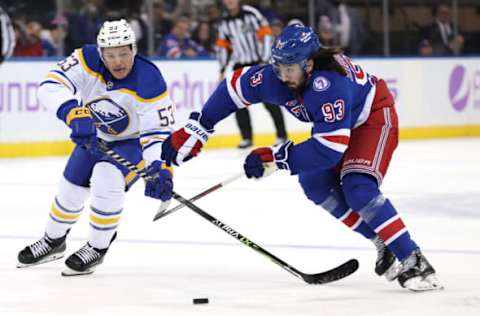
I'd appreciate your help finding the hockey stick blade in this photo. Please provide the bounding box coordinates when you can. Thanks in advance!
[300,258,359,284]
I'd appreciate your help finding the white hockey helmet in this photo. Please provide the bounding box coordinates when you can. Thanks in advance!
[97,19,137,56]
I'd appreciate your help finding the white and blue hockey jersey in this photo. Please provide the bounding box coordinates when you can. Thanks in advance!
[199,54,377,174]
[37,44,174,165]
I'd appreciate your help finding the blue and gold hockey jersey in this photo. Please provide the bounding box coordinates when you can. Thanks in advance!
[199,54,377,174]
[38,45,174,165]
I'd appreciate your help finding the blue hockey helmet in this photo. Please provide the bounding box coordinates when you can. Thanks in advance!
[271,24,321,71]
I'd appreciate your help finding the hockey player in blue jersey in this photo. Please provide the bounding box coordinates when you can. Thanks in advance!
[17,20,175,276]
[160,24,442,291]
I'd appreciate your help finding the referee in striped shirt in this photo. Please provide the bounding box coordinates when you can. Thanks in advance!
[0,6,15,65]
[216,0,287,149]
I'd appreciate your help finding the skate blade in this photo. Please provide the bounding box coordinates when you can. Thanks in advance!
[61,267,96,277]
[384,262,402,282]
[405,274,444,292]
[16,253,65,268]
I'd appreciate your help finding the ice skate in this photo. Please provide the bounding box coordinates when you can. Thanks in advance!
[17,233,67,268]
[61,243,108,276]
[398,249,444,292]
[372,236,401,281]
[62,232,116,276]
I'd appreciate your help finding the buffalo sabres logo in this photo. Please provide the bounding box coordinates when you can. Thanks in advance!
[85,97,129,135]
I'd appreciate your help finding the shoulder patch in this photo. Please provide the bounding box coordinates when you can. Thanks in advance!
[313,76,331,92]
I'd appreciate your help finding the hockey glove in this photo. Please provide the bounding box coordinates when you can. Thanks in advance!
[57,100,97,151]
[144,161,173,202]
[161,112,213,166]
[243,141,293,179]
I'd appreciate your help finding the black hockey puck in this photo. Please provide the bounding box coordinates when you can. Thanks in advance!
[193,298,209,304]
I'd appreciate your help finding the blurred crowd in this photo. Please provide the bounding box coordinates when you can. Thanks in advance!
[4,0,480,58]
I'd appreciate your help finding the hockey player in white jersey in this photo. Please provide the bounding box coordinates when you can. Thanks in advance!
[17,19,175,276]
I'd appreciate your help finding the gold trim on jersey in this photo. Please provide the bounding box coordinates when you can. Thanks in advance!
[77,48,106,84]
[119,88,169,103]
[46,73,72,91]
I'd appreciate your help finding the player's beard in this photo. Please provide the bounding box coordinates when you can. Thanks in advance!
[286,74,309,94]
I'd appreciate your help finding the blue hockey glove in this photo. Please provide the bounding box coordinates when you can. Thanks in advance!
[161,112,213,166]
[57,100,97,151]
[144,161,173,202]
[243,141,293,179]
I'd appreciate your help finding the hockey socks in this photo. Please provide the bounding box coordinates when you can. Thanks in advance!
[343,174,418,262]
[320,187,376,240]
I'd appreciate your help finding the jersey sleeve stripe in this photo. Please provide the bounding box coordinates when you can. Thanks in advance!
[314,128,351,138]
[46,73,72,91]
[226,67,251,109]
[313,129,351,153]
[52,70,78,94]
[354,84,376,128]
[313,136,349,153]
[322,135,350,145]
[39,80,62,87]
[140,131,171,138]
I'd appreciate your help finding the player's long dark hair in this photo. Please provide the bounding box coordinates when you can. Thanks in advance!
[311,46,347,76]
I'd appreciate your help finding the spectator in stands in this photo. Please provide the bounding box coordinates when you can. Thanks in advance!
[418,39,433,56]
[42,16,68,56]
[270,18,283,38]
[128,14,149,56]
[27,21,57,56]
[317,15,335,46]
[326,1,366,55]
[421,3,464,55]
[157,16,208,58]
[163,0,192,21]
[13,20,43,56]
[257,0,278,23]
[192,20,215,57]
[206,3,221,25]
[152,0,173,49]
[64,0,105,55]
[189,0,216,23]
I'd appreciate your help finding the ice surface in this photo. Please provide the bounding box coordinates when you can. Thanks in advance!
[1,138,479,316]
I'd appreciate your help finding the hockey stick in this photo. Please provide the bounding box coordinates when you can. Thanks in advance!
[153,172,244,221]
[154,163,277,221]
[97,141,359,285]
